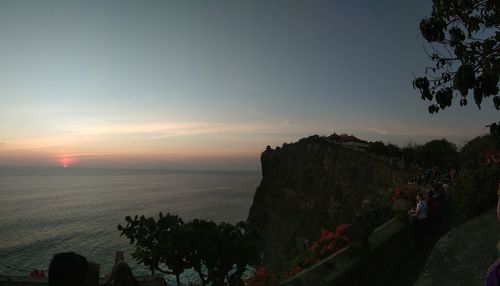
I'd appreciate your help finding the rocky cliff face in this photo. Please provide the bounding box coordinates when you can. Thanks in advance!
[247,136,408,269]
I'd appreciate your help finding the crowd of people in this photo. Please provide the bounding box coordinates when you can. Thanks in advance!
[407,165,457,190]
[404,165,454,246]
[407,170,500,285]
[407,188,446,245]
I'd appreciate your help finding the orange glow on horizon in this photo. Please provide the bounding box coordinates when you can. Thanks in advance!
[58,157,76,168]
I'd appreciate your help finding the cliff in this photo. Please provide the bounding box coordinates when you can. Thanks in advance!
[247,135,408,269]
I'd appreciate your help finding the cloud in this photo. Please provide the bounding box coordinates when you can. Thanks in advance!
[365,128,389,135]
[362,123,482,138]
[58,120,300,138]
[0,119,307,155]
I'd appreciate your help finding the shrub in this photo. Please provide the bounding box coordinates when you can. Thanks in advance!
[118,213,260,286]
[449,164,500,223]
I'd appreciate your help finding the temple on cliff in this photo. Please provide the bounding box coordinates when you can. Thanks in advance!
[328,133,369,151]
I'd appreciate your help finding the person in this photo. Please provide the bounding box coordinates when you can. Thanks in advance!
[108,262,139,286]
[48,252,88,286]
[228,269,245,286]
[485,182,500,286]
[485,241,500,286]
[409,193,429,242]
[497,181,500,221]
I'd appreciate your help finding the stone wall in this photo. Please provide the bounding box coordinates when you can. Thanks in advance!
[281,217,416,286]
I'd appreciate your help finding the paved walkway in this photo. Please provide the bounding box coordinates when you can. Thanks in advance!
[414,208,500,286]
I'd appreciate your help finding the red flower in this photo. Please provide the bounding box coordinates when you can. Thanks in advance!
[310,241,318,253]
[248,224,352,285]
[30,270,45,279]
[319,228,335,241]
[335,224,351,236]
[246,266,279,286]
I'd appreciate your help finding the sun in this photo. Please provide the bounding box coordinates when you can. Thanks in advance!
[58,157,75,168]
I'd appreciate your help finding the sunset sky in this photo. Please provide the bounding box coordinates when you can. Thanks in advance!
[0,0,498,170]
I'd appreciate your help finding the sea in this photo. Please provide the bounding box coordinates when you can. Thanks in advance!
[0,167,261,281]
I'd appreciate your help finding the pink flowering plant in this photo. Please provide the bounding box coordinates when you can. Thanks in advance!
[246,224,351,286]
[309,225,350,261]
[245,266,279,286]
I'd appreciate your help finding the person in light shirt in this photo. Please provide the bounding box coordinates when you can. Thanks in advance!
[409,193,428,220]
[408,193,429,243]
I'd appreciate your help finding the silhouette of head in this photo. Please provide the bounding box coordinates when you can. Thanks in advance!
[48,252,88,286]
[113,262,138,286]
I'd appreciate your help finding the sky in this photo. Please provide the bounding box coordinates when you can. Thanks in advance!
[0,0,498,170]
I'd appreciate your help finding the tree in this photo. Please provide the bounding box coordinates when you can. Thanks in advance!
[414,139,458,168]
[402,141,419,164]
[385,143,403,158]
[460,134,500,165]
[182,220,261,286]
[118,214,261,286]
[488,122,500,135]
[232,221,261,272]
[450,164,500,223]
[367,141,402,157]
[367,141,387,156]
[117,213,189,286]
[413,0,499,114]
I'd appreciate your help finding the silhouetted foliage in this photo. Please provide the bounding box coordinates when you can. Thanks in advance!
[449,164,500,223]
[413,0,499,114]
[414,139,458,168]
[117,213,187,286]
[385,143,403,157]
[117,214,260,286]
[487,122,500,136]
[460,134,500,166]
[367,141,403,157]
[401,142,419,164]
[367,141,386,156]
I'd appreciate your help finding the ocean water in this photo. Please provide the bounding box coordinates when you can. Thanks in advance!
[0,167,261,278]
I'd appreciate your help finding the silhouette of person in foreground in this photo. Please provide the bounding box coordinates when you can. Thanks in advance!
[108,262,139,286]
[49,252,88,286]
[497,181,500,221]
[228,269,245,286]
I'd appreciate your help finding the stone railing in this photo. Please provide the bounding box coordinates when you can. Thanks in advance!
[281,217,416,286]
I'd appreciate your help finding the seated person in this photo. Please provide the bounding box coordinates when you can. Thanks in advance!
[108,262,139,286]
[48,252,88,286]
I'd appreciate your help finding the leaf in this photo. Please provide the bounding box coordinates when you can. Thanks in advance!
[428,104,439,114]
[453,65,475,95]
[494,96,500,110]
